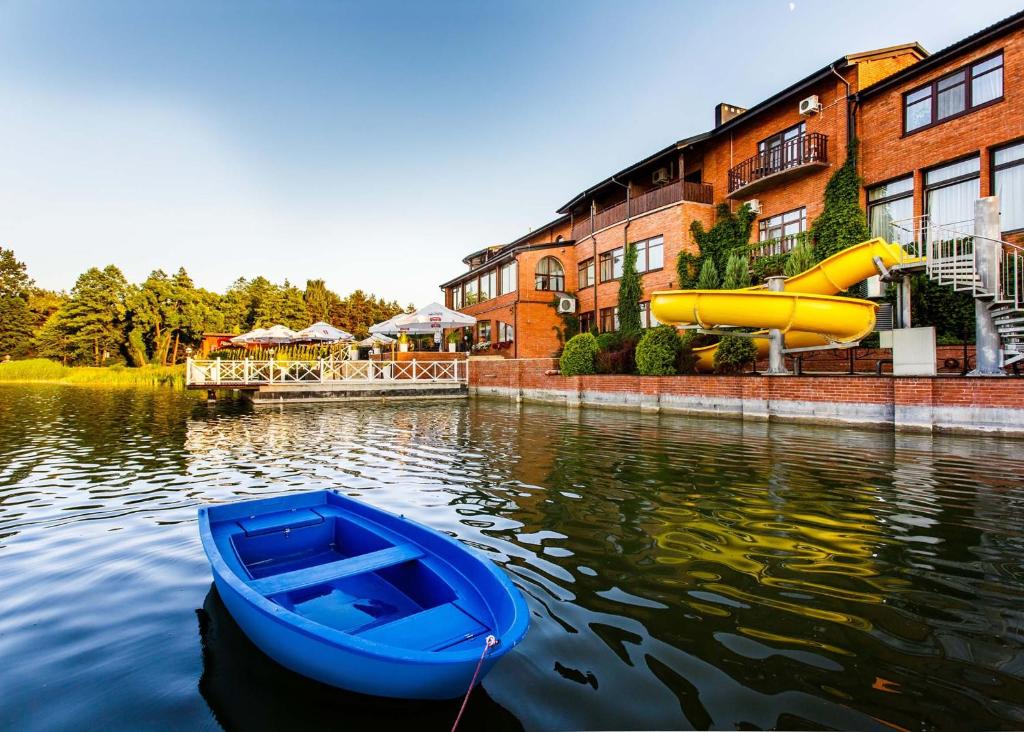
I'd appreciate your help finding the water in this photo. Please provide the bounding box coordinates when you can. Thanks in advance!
[2,385,1023,731]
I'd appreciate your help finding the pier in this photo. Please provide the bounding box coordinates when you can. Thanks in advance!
[186,358,468,404]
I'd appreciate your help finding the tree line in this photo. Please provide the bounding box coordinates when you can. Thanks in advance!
[0,247,410,366]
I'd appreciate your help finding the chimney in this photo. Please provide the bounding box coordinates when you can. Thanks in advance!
[715,103,747,128]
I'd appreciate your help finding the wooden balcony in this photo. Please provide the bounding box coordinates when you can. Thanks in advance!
[571,180,713,240]
[727,133,828,199]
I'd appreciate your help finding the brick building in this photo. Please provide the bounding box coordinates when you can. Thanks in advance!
[440,10,1024,358]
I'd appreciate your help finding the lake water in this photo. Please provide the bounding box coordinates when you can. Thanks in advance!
[1,385,1023,731]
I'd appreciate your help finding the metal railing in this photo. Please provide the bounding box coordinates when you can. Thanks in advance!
[727,133,828,194]
[570,180,714,240]
[186,358,468,386]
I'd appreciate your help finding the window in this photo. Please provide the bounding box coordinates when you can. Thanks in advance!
[639,301,660,329]
[994,141,1024,232]
[535,256,564,291]
[477,320,492,342]
[479,269,496,302]
[758,207,807,253]
[500,261,517,295]
[450,284,463,310]
[758,122,806,170]
[578,258,595,289]
[464,278,478,306]
[868,176,914,245]
[634,236,664,273]
[599,247,624,281]
[600,306,619,333]
[925,156,980,228]
[578,311,595,334]
[904,52,1004,134]
[497,321,514,342]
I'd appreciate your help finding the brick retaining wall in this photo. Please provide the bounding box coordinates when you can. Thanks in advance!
[469,358,1024,436]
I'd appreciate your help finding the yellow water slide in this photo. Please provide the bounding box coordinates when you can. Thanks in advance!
[650,238,914,372]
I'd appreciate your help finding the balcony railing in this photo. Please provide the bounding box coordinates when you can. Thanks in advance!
[727,133,828,197]
[572,180,713,240]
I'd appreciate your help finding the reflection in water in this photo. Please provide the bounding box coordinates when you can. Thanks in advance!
[197,585,521,732]
[1,385,1024,730]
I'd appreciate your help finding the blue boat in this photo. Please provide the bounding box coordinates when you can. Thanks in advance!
[198,490,529,700]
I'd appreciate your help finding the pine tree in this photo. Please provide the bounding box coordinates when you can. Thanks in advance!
[0,248,34,357]
[696,258,719,289]
[617,243,643,337]
[784,240,815,278]
[61,265,130,365]
[722,254,751,290]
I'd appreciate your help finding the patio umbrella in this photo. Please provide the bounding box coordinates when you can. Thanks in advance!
[368,316,435,335]
[294,322,353,342]
[229,327,271,344]
[358,333,396,347]
[388,302,476,330]
[255,324,299,344]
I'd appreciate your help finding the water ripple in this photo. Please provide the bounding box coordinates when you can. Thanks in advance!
[1,384,1024,730]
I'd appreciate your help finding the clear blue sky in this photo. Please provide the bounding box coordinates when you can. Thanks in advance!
[1,0,1019,306]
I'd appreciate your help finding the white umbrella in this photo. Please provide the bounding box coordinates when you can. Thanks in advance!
[255,324,298,344]
[229,327,270,344]
[295,322,353,342]
[388,302,476,330]
[369,316,435,335]
[359,333,396,347]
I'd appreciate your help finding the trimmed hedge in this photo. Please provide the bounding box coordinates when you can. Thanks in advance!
[713,334,758,373]
[559,333,599,376]
[635,326,682,376]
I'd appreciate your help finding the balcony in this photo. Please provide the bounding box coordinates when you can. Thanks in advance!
[571,180,713,241]
[727,133,828,198]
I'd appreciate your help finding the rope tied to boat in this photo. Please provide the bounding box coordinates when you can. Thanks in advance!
[450,634,498,732]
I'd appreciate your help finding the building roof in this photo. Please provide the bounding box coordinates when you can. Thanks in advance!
[555,43,927,214]
[442,214,571,289]
[857,9,1024,99]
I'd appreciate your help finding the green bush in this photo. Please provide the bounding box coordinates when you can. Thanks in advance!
[784,240,815,278]
[636,326,682,376]
[713,334,758,373]
[696,258,719,289]
[722,253,751,290]
[595,331,623,352]
[559,333,599,376]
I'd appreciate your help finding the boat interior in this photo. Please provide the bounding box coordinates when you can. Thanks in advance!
[211,504,495,653]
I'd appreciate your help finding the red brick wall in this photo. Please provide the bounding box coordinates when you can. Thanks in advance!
[469,357,1024,412]
[859,30,1024,230]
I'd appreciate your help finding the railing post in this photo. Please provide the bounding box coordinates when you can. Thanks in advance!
[213,357,221,384]
[186,357,193,384]
[319,357,324,383]
[970,196,1004,375]
[411,359,417,380]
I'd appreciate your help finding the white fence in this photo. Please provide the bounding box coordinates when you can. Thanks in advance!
[187,358,467,386]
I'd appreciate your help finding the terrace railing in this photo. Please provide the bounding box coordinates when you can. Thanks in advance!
[727,133,828,196]
[571,180,713,240]
[186,358,468,387]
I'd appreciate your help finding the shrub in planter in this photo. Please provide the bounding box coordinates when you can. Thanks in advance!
[636,326,682,376]
[713,334,758,373]
[559,333,599,376]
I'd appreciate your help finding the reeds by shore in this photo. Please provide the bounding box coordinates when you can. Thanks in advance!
[0,359,185,388]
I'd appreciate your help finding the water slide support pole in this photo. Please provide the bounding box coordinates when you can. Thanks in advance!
[765,276,790,375]
[969,196,1004,376]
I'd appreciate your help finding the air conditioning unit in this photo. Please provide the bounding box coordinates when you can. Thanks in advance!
[556,295,577,314]
[799,94,821,115]
[652,167,671,185]
[744,198,762,214]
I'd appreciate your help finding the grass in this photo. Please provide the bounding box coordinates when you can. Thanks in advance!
[0,358,186,388]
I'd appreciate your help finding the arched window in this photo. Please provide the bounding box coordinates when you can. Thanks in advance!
[535,256,565,291]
